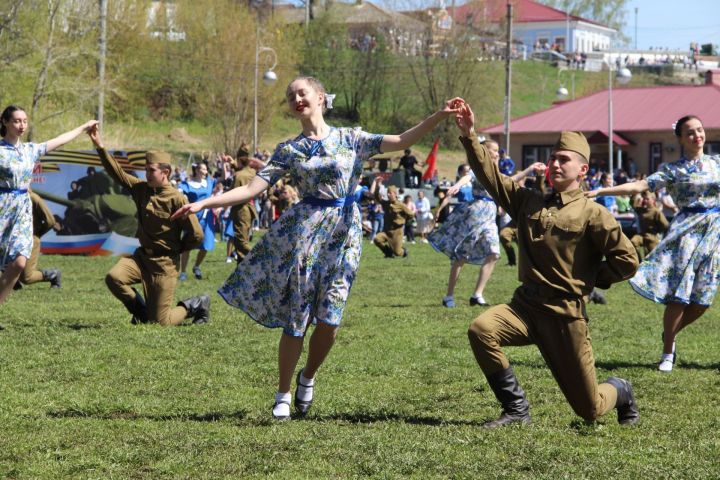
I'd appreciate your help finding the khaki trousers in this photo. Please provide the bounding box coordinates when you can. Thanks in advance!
[467,296,617,422]
[232,205,255,259]
[499,226,516,249]
[631,233,659,261]
[373,227,405,257]
[19,236,44,284]
[105,251,187,325]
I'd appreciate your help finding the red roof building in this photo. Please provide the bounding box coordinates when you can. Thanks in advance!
[482,71,720,174]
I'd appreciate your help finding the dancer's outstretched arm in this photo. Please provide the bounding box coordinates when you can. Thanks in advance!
[380,98,464,152]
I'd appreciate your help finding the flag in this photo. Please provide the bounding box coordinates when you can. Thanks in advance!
[422,138,440,181]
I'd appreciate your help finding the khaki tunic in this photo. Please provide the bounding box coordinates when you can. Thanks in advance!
[20,192,56,284]
[461,135,639,422]
[98,148,203,325]
[373,197,414,257]
[230,166,257,258]
[631,205,669,256]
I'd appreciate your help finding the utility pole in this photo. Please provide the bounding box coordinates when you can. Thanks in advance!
[97,0,107,129]
[503,3,512,154]
[634,7,638,50]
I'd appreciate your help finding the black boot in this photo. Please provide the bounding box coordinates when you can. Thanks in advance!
[504,246,516,266]
[483,366,531,428]
[588,288,607,304]
[604,377,640,426]
[128,288,148,325]
[42,269,62,288]
[179,294,211,324]
[13,281,23,290]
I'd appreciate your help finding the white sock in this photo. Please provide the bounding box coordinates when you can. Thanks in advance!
[297,371,315,402]
[660,353,674,362]
[273,392,291,417]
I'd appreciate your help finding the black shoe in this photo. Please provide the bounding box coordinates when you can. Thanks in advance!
[604,377,640,426]
[505,247,516,266]
[588,288,607,304]
[482,366,531,429]
[13,281,23,290]
[179,294,211,324]
[294,370,314,416]
[128,289,148,325]
[469,296,489,307]
[42,269,62,288]
[402,248,408,258]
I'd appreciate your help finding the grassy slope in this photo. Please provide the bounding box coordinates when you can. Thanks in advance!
[1,239,719,478]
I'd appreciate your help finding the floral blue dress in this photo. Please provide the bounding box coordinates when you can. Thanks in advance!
[0,140,46,268]
[180,177,216,251]
[630,155,720,305]
[428,173,500,264]
[218,127,383,336]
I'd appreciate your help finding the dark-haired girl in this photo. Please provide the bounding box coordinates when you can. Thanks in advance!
[588,115,719,372]
[178,162,216,280]
[0,105,96,309]
[173,77,463,419]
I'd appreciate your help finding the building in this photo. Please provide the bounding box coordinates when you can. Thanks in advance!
[452,0,616,53]
[481,70,720,175]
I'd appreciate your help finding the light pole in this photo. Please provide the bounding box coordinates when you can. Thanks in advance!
[253,24,278,155]
[605,56,632,175]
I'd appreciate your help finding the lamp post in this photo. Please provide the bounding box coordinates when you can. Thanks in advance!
[253,24,278,154]
[556,69,575,101]
[606,57,632,176]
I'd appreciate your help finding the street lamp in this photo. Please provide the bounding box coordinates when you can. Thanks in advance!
[605,57,631,176]
[556,69,576,101]
[253,24,278,154]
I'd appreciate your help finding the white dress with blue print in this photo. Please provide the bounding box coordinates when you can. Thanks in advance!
[428,173,500,265]
[0,140,47,268]
[630,155,720,305]
[218,127,383,336]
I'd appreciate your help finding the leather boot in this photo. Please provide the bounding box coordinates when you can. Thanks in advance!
[42,269,62,288]
[588,288,607,304]
[504,245,516,266]
[483,366,531,428]
[128,288,148,324]
[604,377,639,425]
[178,294,211,324]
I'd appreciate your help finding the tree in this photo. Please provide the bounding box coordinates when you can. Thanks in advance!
[541,0,629,41]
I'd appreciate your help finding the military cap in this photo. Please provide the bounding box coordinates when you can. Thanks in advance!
[554,131,590,162]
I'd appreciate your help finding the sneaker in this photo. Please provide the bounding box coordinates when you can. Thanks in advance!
[421,239,429,244]
[179,272,187,281]
[193,266,202,279]
[442,297,455,308]
[469,295,488,306]
[225,256,234,263]
[658,354,674,372]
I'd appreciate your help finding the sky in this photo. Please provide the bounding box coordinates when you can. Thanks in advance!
[621,0,720,51]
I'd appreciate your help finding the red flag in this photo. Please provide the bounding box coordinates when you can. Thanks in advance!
[422,138,440,181]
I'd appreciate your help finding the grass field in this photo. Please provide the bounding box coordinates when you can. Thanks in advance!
[2,238,720,479]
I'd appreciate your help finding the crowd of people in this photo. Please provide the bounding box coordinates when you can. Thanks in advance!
[2,77,719,429]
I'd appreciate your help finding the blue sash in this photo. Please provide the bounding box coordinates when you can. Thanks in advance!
[302,196,356,208]
[680,205,720,214]
[0,187,28,194]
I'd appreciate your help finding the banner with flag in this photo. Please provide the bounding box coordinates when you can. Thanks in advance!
[422,138,440,182]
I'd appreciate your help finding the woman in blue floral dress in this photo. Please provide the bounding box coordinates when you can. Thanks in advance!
[0,105,96,312]
[430,142,544,308]
[178,162,216,280]
[588,115,719,372]
[172,77,463,419]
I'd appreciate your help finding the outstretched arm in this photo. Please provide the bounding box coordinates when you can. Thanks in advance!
[585,180,649,198]
[171,176,269,220]
[380,98,464,152]
[46,120,98,153]
[511,162,545,182]
[446,173,473,197]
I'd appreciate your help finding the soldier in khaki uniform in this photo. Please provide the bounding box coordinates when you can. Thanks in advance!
[88,126,209,326]
[16,191,61,289]
[370,178,415,258]
[455,103,640,427]
[228,154,259,261]
[630,191,669,261]
[498,222,517,266]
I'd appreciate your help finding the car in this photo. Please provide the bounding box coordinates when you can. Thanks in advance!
[530,50,568,66]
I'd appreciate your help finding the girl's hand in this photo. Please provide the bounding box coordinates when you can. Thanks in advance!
[83,120,99,132]
[87,124,103,148]
[454,103,475,137]
[441,97,466,116]
[447,184,460,196]
[530,162,546,174]
[171,202,202,220]
[584,190,599,198]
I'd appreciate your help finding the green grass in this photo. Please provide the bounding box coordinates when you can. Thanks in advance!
[2,239,719,478]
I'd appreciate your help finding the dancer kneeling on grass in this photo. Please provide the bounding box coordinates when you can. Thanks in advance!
[172,76,464,420]
[455,102,640,427]
[587,115,718,373]
[87,126,209,326]
[0,105,96,326]
[430,143,545,308]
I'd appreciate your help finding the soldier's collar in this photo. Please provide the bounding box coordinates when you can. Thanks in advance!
[549,188,583,206]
